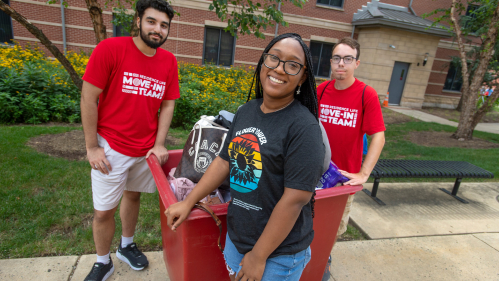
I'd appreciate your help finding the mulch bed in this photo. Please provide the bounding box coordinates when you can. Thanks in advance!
[27,130,183,161]
[408,131,499,149]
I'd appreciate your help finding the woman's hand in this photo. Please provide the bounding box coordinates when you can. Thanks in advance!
[165,201,193,232]
[235,251,266,281]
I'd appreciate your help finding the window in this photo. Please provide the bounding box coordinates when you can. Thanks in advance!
[464,4,479,32]
[465,5,479,18]
[203,27,235,66]
[310,41,335,78]
[113,14,131,37]
[316,0,344,9]
[0,0,13,44]
[443,64,463,91]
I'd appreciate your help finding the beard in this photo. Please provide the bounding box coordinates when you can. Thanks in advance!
[335,74,345,80]
[334,69,346,80]
[139,23,168,49]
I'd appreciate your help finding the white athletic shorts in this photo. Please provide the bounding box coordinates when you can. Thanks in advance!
[91,134,156,211]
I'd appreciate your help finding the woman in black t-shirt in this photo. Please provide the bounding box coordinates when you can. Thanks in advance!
[166,33,324,281]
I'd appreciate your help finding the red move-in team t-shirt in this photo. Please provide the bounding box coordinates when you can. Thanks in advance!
[83,37,180,157]
[317,78,385,173]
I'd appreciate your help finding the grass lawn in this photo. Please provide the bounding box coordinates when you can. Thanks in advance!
[338,224,367,242]
[1,118,498,258]
[0,126,187,259]
[421,105,499,123]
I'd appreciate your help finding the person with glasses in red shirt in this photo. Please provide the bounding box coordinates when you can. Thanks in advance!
[317,37,386,279]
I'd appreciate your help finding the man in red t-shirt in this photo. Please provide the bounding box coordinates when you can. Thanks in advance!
[80,1,179,280]
[317,37,385,236]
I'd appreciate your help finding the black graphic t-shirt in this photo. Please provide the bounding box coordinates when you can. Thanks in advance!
[219,99,325,258]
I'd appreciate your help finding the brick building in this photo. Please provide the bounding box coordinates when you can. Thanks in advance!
[1,0,470,109]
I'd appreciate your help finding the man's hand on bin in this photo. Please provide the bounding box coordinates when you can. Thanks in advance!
[146,145,169,166]
[339,170,369,186]
[87,146,112,175]
[165,201,193,232]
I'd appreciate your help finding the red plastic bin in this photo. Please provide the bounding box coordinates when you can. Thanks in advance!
[147,149,362,281]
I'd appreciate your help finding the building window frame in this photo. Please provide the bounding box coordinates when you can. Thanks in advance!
[464,4,480,33]
[112,14,131,37]
[443,64,463,92]
[316,0,345,9]
[309,41,335,79]
[0,0,14,45]
[202,26,236,67]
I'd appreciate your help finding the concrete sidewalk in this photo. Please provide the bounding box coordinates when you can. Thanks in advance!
[331,233,499,281]
[351,182,499,239]
[0,252,169,281]
[2,181,498,280]
[388,107,499,134]
[2,234,498,280]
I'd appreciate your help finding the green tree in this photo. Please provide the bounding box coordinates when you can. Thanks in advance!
[0,1,83,90]
[425,0,499,140]
[107,0,306,39]
[0,0,306,91]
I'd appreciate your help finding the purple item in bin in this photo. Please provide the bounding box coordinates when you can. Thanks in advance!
[316,161,349,190]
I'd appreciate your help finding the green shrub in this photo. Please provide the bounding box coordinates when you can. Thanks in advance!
[172,62,254,128]
[0,44,82,124]
[1,43,255,127]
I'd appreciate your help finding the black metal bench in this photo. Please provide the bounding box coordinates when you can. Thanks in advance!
[364,160,494,205]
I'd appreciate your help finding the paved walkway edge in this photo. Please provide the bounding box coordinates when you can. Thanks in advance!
[67,256,80,281]
[387,107,499,135]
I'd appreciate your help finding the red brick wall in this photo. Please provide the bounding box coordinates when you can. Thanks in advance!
[436,48,460,60]
[8,0,458,52]
[177,57,202,65]
[234,48,262,63]
[432,60,452,72]
[279,24,351,40]
[428,72,447,84]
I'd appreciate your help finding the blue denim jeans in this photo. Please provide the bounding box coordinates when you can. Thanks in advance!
[223,233,312,281]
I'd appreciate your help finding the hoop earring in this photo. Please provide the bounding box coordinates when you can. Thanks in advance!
[296,84,301,95]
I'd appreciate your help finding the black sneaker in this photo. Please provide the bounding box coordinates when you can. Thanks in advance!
[116,241,149,270]
[84,259,114,281]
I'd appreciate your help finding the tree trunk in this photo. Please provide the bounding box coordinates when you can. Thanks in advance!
[85,0,107,44]
[130,10,139,37]
[456,93,463,112]
[470,86,499,127]
[0,1,83,91]
[451,1,499,140]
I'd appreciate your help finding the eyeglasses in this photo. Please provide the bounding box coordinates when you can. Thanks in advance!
[262,53,305,75]
[331,55,357,64]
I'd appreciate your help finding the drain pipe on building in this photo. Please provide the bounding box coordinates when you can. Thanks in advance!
[61,2,67,54]
[274,1,281,37]
[409,0,416,16]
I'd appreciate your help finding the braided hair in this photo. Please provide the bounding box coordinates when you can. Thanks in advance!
[246,33,319,217]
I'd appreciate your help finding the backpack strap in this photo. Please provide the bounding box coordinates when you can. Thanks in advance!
[321,81,367,108]
[362,84,367,115]
[319,81,332,103]
[320,81,368,117]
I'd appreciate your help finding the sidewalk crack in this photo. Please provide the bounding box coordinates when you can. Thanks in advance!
[472,234,499,253]
[67,255,81,281]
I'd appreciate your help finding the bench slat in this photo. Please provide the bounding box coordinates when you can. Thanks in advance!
[370,160,493,179]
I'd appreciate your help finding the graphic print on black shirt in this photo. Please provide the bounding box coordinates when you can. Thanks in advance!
[228,133,262,194]
[219,99,324,258]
